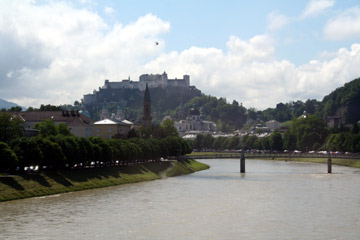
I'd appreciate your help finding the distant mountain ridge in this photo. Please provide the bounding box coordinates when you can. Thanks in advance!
[0,98,24,110]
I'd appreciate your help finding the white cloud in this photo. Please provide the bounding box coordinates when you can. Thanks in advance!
[0,0,359,110]
[267,12,290,31]
[145,37,360,109]
[324,7,360,40]
[0,1,170,107]
[301,0,334,19]
[104,6,115,15]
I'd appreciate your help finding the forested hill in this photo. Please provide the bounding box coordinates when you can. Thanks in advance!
[319,77,360,124]
[79,77,360,130]
[255,78,360,124]
[180,78,360,127]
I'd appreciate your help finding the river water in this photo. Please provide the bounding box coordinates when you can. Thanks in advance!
[1,159,360,240]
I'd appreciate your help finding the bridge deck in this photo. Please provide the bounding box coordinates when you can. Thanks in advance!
[181,153,360,160]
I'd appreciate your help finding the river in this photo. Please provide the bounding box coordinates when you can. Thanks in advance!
[1,159,360,240]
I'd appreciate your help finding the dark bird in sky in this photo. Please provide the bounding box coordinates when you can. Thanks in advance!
[155,42,159,45]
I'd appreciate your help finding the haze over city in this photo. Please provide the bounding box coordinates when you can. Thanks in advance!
[0,0,359,109]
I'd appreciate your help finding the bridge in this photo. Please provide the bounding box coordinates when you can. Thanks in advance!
[182,152,360,160]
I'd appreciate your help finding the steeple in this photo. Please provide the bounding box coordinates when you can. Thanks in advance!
[144,83,151,103]
[142,83,152,127]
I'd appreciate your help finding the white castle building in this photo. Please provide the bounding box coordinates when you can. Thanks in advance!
[83,72,190,105]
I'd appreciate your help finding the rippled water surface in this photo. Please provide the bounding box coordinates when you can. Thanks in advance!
[1,159,360,240]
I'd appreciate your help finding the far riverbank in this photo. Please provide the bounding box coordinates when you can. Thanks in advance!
[0,160,209,202]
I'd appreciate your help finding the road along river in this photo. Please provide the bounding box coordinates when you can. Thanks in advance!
[1,159,359,240]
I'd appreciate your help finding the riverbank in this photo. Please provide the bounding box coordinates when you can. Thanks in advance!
[166,159,210,177]
[0,160,209,202]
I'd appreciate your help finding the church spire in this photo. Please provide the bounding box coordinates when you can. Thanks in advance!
[144,83,151,103]
[142,83,152,127]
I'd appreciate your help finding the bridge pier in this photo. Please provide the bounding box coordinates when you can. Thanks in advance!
[328,144,332,173]
[240,142,245,173]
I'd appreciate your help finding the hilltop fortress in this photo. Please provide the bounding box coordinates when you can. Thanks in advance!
[84,72,195,105]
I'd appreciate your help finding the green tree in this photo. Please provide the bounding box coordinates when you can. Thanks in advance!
[58,123,72,136]
[34,119,58,137]
[194,134,204,150]
[270,130,283,151]
[283,131,297,150]
[55,136,80,167]
[8,106,22,112]
[77,137,94,164]
[129,138,152,160]
[0,112,24,143]
[203,134,214,149]
[164,136,183,157]
[245,135,257,149]
[89,137,113,163]
[261,137,271,150]
[351,122,359,134]
[212,136,226,150]
[160,119,178,137]
[146,138,162,160]
[152,125,166,139]
[139,126,152,139]
[288,114,328,151]
[39,104,62,111]
[11,138,43,170]
[227,136,240,150]
[36,138,66,169]
[127,128,138,139]
[0,142,18,172]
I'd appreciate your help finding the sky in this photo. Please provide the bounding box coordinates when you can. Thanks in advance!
[0,0,360,110]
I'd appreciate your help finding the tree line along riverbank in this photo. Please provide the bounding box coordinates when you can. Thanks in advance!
[0,159,209,202]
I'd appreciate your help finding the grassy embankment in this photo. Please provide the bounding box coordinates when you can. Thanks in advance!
[166,159,210,177]
[186,152,360,168]
[0,159,209,202]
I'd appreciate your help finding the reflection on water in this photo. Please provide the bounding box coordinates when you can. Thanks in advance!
[1,159,360,240]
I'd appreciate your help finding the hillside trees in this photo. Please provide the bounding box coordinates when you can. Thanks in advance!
[319,78,360,123]
[183,95,247,131]
[260,99,319,122]
[326,125,360,152]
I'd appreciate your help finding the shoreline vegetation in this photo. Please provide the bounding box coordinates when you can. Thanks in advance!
[0,159,209,202]
[186,152,360,169]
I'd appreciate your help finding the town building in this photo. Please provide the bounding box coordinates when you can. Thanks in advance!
[174,108,217,136]
[93,119,134,139]
[100,105,125,121]
[265,120,281,131]
[10,111,94,138]
[325,116,342,128]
